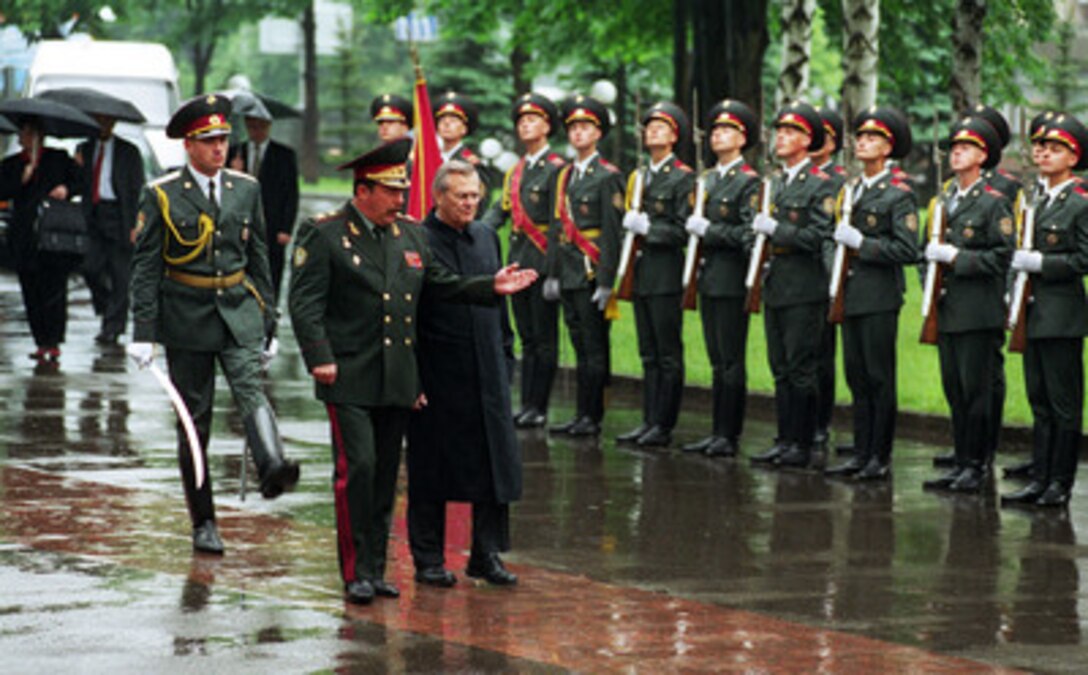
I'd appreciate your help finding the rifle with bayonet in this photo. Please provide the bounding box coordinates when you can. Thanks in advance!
[920,114,945,345]
[827,160,856,324]
[744,130,775,314]
[681,89,705,311]
[1007,118,1037,353]
[613,96,644,303]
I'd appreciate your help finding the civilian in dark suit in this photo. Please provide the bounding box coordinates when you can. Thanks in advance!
[228,106,299,301]
[407,159,522,588]
[77,115,144,344]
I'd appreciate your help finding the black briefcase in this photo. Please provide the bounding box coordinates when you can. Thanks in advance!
[34,198,88,256]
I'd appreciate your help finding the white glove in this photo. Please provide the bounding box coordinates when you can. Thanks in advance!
[834,222,864,250]
[126,341,155,369]
[591,286,612,312]
[1011,250,1043,273]
[622,210,650,235]
[925,241,959,264]
[685,214,710,238]
[752,212,778,236]
[542,277,561,301]
[261,336,280,367]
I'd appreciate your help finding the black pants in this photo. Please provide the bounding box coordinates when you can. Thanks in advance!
[408,499,510,569]
[634,292,684,430]
[561,287,610,423]
[83,203,131,338]
[269,238,287,304]
[1024,337,1083,487]
[511,283,559,413]
[842,312,898,463]
[938,330,1002,470]
[816,321,837,435]
[17,258,70,349]
[699,295,748,440]
[765,302,823,446]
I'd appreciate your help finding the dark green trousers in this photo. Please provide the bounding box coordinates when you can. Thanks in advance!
[166,339,266,527]
[511,284,559,413]
[1024,337,1083,486]
[561,288,611,423]
[326,404,408,583]
[699,295,748,440]
[842,312,899,463]
[633,293,684,429]
[937,330,1003,470]
[765,302,824,446]
[816,321,837,435]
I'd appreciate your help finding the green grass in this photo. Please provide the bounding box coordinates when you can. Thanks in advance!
[301,177,353,195]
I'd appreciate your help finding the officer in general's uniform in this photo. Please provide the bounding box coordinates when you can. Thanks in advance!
[128,94,299,555]
[371,93,412,142]
[1002,114,1088,508]
[680,99,761,458]
[615,101,695,448]
[482,93,565,428]
[545,95,624,437]
[823,107,918,481]
[748,102,836,470]
[288,138,537,605]
[922,116,1015,493]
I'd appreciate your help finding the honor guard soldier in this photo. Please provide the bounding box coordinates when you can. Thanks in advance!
[973,104,1025,206]
[482,93,565,428]
[680,99,761,457]
[546,95,624,437]
[128,94,300,555]
[1002,114,1088,507]
[823,107,919,481]
[922,116,1015,493]
[288,139,537,605]
[614,101,695,448]
[748,101,836,470]
[811,106,847,452]
[371,93,412,142]
[433,90,491,212]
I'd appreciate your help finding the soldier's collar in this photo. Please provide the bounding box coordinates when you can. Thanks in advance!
[861,168,889,190]
[717,156,744,177]
[348,202,380,237]
[186,163,222,200]
[524,144,551,166]
[573,151,598,174]
[649,153,674,173]
[440,141,463,162]
[1044,177,1078,202]
[782,157,810,185]
[953,176,983,199]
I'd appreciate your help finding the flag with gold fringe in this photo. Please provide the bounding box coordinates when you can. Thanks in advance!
[407,61,441,220]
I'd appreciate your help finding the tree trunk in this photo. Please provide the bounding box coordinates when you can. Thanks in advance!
[612,63,630,172]
[840,0,880,133]
[693,0,769,137]
[511,45,531,97]
[951,0,986,113]
[191,41,214,95]
[301,2,319,183]
[775,0,816,109]
[673,0,690,109]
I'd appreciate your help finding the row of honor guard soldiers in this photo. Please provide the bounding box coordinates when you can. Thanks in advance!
[371,85,1088,508]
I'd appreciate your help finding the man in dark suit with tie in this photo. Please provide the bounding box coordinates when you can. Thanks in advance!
[77,115,144,344]
[228,100,299,301]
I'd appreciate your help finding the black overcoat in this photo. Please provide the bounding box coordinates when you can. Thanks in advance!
[407,211,522,504]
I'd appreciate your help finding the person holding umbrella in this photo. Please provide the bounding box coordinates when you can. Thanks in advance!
[0,98,94,363]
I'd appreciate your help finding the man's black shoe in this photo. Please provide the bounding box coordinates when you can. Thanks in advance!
[548,418,579,434]
[932,452,956,468]
[344,580,374,605]
[824,457,865,477]
[775,444,811,469]
[1003,459,1035,480]
[681,436,716,454]
[923,468,963,491]
[948,466,988,493]
[466,554,518,586]
[750,442,786,465]
[1036,481,1072,507]
[371,579,400,598]
[192,520,224,555]
[616,423,651,443]
[854,458,891,482]
[567,417,601,437]
[705,437,737,458]
[95,331,119,346]
[415,566,457,587]
[636,425,672,448]
[1001,481,1047,506]
[515,409,546,429]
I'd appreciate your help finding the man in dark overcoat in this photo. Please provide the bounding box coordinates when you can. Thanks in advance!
[407,159,521,587]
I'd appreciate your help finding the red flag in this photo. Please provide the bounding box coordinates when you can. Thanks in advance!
[407,72,442,220]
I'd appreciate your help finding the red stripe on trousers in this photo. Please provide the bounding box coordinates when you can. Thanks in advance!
[327,404,357,583]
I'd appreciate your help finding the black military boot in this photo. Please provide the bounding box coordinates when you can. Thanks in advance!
[244,405,300,499]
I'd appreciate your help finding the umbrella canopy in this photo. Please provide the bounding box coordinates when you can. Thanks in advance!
[0,114,15,134]
[39,87,147,124]
[0,98,100,138]
[218,88,300,120]
[229,92,272,122]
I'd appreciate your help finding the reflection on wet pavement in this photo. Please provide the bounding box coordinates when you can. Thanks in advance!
[0,271,1083,672]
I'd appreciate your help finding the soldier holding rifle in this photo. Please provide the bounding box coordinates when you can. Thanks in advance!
[823,107,918,481]
[1001,114,1088,508]
[921,117,1015,494]
[680,99,761,458]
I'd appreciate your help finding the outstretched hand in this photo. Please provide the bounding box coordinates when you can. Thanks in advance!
[494,263,539,295]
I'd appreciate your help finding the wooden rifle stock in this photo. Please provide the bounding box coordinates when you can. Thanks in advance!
[919,199,945,345]
[744,178,773,314]
[827,182,855,324]
[1006,202,1036,353]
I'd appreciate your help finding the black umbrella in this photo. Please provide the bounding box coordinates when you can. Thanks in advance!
[0,114,15,134]
[219,88,300,120]
[0,98,100,138]
[39,87,147,124]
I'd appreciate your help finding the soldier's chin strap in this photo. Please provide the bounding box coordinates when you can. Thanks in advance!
[154,185,214,264]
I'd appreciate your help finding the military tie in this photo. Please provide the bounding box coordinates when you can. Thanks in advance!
[208,180,217,209]
[251,143,262,177]
[948,192,960,215]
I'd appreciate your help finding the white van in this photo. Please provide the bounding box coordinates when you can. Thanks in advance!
[25,37,184,171]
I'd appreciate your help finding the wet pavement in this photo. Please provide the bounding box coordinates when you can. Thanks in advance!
[1,237,1087,672]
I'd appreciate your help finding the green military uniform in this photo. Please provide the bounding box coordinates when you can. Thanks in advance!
[816,160,846,445]
[482,93,564,425]
[289,201,496,586]
[131,95,296,550]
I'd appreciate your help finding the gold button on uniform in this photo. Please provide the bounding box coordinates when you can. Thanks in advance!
[383,337,392,346]
[382,292,391,301]
[384,315,392,324]
[404,293,412,301]
[404,337,412,346]
[404,316,412,324]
